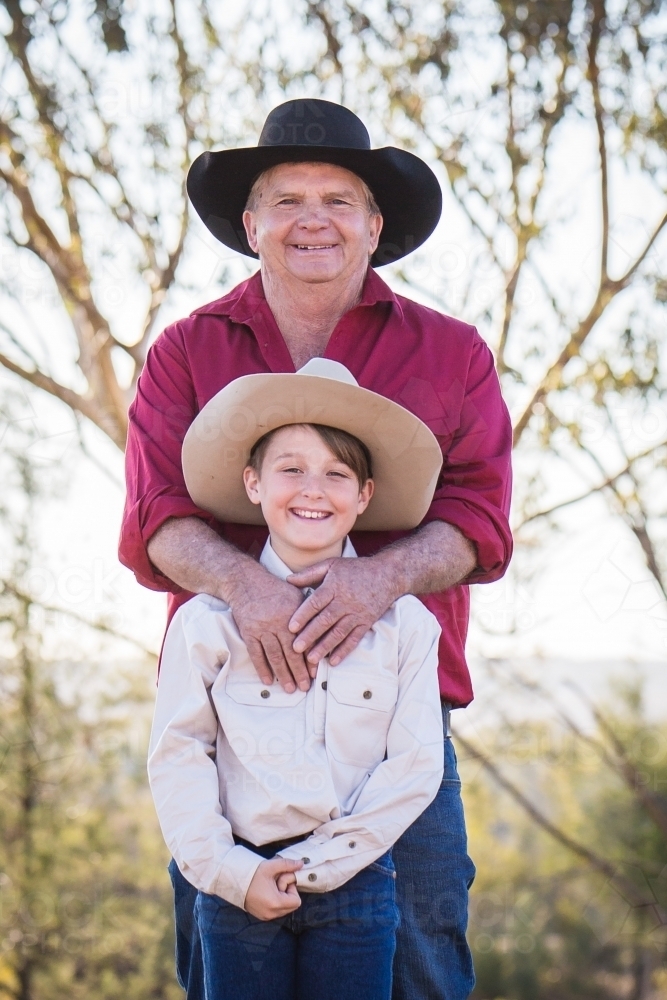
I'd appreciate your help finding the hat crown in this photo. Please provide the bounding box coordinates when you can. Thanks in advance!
[296,358,359,386]
[258,99,371,151]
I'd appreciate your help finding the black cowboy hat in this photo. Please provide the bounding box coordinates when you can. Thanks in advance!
[186,99,442,267]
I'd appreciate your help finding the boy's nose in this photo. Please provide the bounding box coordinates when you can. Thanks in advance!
[301,476,326,496]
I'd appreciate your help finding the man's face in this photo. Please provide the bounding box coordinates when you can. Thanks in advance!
[242,162,383,285]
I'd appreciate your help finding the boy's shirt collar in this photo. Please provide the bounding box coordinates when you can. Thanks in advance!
[259,537,357,586]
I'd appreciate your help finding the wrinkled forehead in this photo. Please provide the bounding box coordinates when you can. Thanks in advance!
[253,160,367,196]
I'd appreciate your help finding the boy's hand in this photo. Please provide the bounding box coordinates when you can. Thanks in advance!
[244,858,303,921]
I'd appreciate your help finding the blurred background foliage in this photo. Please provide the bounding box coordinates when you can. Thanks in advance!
[461,684,667,999]
[1,0,666,996]
[0,400,177,1000]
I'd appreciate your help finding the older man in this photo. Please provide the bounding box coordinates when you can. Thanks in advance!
[120,99,512,1000]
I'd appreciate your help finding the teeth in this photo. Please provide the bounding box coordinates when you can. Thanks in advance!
[296,245,333,250]
[293,509,330,519]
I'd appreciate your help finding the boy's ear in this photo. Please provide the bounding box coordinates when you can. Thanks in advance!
[356,478,374,515]
[243,466,262,505]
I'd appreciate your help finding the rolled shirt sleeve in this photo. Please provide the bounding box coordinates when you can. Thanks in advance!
[119,325,219,593]
[278,599,444,892]
[421,334,513,584]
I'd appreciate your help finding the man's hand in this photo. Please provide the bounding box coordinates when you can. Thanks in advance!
[244,858,303,921]
[146,517,312,692]
[287,523,477,667]
[287,556,400,666]
[229,566,311,693]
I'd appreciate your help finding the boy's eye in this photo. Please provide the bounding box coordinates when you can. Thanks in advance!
[282,466,302,473]
[327,469,351,478]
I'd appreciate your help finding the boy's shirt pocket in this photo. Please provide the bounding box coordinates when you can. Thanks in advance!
[217,667,308,762]
[325,666,398,769]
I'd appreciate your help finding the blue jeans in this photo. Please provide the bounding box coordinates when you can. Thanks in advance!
[392,736,476,999]
[193,849,398,1000]
[169,733,475,1000]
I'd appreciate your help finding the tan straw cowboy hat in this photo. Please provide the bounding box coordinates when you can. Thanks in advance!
[182,359,443,531]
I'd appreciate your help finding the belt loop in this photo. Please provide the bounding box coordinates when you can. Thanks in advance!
[442,701,452,738]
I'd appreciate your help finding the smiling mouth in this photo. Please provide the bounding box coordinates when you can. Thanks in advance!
[290,508,332,520]
[292,244,337,251]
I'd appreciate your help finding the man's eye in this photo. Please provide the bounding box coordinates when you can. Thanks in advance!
[277,198,298,205]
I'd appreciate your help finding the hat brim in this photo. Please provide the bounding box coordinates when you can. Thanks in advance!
[182,372,443,531]
[187,145,442,267]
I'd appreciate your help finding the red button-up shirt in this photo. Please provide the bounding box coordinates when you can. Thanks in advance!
[119,268,512,707]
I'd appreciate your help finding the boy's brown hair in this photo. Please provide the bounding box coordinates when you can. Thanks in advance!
[247,423,373,488]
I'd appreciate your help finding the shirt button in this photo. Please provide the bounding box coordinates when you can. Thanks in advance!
[363,690,372,700]
[348,841,356,849]
[301,857,310,865]
[260,690,270,699]
[308,873,317,882]
[321,681,327,690]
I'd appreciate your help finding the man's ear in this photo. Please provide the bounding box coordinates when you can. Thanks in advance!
[357,478,374,515]
[368,214,383,256]
[243,211,259,254]
[243,466,262,505]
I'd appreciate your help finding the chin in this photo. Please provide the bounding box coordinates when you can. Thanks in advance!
[288,531,335,549]
[285,528,345,554]
[288,265,343,283]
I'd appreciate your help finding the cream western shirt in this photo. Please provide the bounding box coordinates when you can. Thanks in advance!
[148,539,444,911]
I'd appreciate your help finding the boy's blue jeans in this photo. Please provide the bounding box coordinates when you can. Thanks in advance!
[168,731,475,1000]
[193,849,398,1000]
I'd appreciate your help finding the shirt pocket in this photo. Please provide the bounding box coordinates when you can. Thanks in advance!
[325,670,398,769]
[218,675,308,763]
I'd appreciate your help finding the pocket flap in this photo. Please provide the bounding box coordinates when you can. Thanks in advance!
[327,671,397,713]
[225,678,308,708]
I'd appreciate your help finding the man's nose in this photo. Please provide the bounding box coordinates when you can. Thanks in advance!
[297,203,331,228]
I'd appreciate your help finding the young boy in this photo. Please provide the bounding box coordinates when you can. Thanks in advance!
[148,359,445,1000]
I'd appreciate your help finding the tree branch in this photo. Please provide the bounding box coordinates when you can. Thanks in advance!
[588,1,609,285]
[588,702,667,840]
[453,727,667,920]
[612,207,667,291]
[0,351,125,448]
[516,438,667,528]
[2,581,157,658]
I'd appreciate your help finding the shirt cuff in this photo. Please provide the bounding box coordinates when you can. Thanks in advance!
[423,496,513,583]
[277,839,382,893]
[211,845,265,910]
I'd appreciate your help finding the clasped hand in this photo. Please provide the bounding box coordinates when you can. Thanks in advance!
[231,555,398,691]
[244,857,303,920]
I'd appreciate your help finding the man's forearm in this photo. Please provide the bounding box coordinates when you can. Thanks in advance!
[373,521,477,602]
[149,517,312,689]
[146,516,264,603]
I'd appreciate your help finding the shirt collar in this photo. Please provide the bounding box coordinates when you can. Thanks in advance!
[189,267,403,325]
[259,536,357,584]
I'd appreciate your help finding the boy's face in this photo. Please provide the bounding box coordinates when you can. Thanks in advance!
[243,425,374,571]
